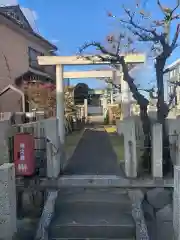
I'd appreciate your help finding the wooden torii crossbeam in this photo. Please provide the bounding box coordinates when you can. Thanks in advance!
[37,54,146,168]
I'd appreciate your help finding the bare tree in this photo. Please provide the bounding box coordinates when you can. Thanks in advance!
[79,0,180,174]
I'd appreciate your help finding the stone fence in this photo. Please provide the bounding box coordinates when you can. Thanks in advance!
[1,163,180,239]
[0,116,79,177]
[116,117,162,178]
[0,116,83,239]
[116,116,180,179]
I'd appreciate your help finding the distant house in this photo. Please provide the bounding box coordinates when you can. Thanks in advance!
[165,59,180,108]
[0,5,57,112]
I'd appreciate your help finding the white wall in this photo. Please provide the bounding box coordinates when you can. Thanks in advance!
[88,106,103,115]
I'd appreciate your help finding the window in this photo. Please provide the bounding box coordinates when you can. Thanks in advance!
[174,69,176,76]
[28,47,44,71]
[170,70,173,79]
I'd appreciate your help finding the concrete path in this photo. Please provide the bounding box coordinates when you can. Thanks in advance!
[48,126,135,239]
[63,126,124,176]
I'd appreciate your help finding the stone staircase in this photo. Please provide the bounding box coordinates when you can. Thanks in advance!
[87,115,104,124]
[48,188,136,239]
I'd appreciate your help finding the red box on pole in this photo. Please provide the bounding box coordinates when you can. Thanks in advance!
[14,133,35,176]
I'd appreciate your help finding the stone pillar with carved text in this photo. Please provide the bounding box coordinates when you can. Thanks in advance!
[151,123,163,178]
[124,118,137,178]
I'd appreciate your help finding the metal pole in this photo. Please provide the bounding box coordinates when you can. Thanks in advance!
[56,64,65,144]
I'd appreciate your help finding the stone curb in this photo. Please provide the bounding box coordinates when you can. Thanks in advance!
[63,128,85,170]
[34,128,85,240]
[35,191,58,240]
[128,190,150,240]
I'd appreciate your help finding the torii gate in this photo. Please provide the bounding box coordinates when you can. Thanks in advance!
[37,54,145,145]
[64,69,123,120]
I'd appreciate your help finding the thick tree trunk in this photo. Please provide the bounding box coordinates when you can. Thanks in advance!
[156,58,172,176]
[120,59,151,173]
[139,105,151,172]
[120,55,173,176]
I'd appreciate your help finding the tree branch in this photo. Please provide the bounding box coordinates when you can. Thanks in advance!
[99,77,121,91]
[157,0,180,18]
[127,26,156,42]
[171,24,180,50]
[120,6,163,43]
[163,68,170,74]
[157,0,166,15]
[79,41,149,107]
[138,87,157,99]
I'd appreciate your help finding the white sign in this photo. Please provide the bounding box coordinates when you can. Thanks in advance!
[18,163,27,172]
[20,143,25,161]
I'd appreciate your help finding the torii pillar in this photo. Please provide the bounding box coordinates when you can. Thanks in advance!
[112,67,131,119]
[121,74,131,118]
[56,64,65,144]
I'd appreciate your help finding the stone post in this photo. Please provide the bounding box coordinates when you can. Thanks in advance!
[176,134,180,166]
[46,141,54,178]
[84,99,88,123]
[151,123,163,178]
[173,165,180,240]
[46,138,61,178]
[80,106,84,120]
[43,118,61,177]
[103,90,108,118]
[0,120,11,165]
[0,163,17,239]
[124,119,137,178]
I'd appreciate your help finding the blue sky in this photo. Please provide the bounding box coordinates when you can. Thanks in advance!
[1,0,179,89]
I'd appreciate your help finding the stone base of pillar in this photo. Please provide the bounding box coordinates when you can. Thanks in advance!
[122,102,131,119]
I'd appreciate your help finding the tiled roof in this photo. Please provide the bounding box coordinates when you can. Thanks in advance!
[0,5,57,50]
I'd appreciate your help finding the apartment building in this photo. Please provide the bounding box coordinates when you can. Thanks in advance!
[166,59,180,108]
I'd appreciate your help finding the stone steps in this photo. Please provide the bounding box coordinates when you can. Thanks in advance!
[49,223,135,239]
[54,188,129,204]
[48,189,135,239]
[50,238,134,240]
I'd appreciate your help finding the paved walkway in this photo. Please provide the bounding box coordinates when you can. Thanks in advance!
[63,126,124,176]
[49,126,135,239]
